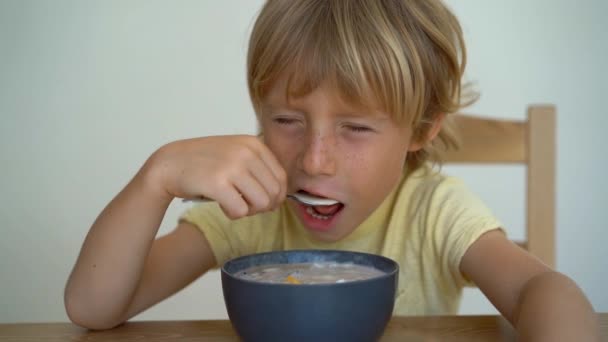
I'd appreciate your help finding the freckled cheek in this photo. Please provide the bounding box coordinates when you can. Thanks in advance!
[343,150,366,169]
[344,150,403,193]
[342,151,372,187]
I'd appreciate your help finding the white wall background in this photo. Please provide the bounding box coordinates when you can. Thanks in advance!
[1,0,606,323]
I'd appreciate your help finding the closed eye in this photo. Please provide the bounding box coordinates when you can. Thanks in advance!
[274,117,298,125]
[347,125,372,133]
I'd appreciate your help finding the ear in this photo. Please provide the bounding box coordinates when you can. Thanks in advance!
[407,113,446,152]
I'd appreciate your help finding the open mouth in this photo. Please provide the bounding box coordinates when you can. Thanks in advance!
[305,202,344,220]
[295,190,345,228]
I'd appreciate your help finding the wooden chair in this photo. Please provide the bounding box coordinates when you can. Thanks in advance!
[442,105,556,268]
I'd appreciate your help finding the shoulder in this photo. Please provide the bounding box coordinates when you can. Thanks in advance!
[385,164,478,240]
[395,164,502,247]
[401,167,504,286]
[397,164,469,206]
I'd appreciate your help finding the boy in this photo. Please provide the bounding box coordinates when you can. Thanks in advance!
[65,1,598,340]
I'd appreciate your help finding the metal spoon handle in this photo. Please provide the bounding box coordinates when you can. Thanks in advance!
[182,193,338,206]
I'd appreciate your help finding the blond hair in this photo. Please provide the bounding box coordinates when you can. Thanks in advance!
[247,0,473,170]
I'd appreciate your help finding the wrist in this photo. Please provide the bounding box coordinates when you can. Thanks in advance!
[135,152,174,205]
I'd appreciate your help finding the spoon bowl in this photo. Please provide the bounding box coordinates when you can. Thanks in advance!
[287,192,339,206]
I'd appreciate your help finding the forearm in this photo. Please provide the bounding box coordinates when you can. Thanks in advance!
[64,166,173,329]
[514,271,599,341]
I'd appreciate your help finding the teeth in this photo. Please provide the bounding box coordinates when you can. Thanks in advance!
[306,206,331,220]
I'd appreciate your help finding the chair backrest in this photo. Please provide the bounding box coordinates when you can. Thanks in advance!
[441,105,556,268]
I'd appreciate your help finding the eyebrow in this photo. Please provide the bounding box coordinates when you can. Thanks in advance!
[335,111,389,121]
[260,103,389,121]
[259,103,284,113]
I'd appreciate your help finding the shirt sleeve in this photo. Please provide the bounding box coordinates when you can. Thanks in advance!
[179,202,282,267]
[426,177,505,287]
[179,202,251,267]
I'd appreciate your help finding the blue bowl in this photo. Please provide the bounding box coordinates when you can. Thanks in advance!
[221,249,399,342]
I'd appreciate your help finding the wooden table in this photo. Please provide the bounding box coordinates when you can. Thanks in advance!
[0,314,606,341]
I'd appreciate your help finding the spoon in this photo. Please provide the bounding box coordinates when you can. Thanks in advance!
[183,192,339,206]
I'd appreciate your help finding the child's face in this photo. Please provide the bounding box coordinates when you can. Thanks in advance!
[260,77,420,242]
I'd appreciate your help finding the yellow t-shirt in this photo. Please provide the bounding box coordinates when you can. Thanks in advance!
[180,166,502,315]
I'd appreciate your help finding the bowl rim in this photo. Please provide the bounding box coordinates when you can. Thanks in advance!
[220,249,399,287]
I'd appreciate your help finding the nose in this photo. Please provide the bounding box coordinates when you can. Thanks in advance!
[298,132,337,177]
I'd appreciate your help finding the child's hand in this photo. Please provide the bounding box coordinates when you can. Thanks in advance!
[143,135,287,219]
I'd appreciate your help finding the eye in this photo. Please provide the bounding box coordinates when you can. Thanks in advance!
[274,117,298,125]
[346,125,372,133]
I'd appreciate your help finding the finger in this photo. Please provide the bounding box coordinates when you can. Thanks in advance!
[231,172,273,214]
[247,157,284,209]
[253,144,288,201]
[212,185,249,220]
